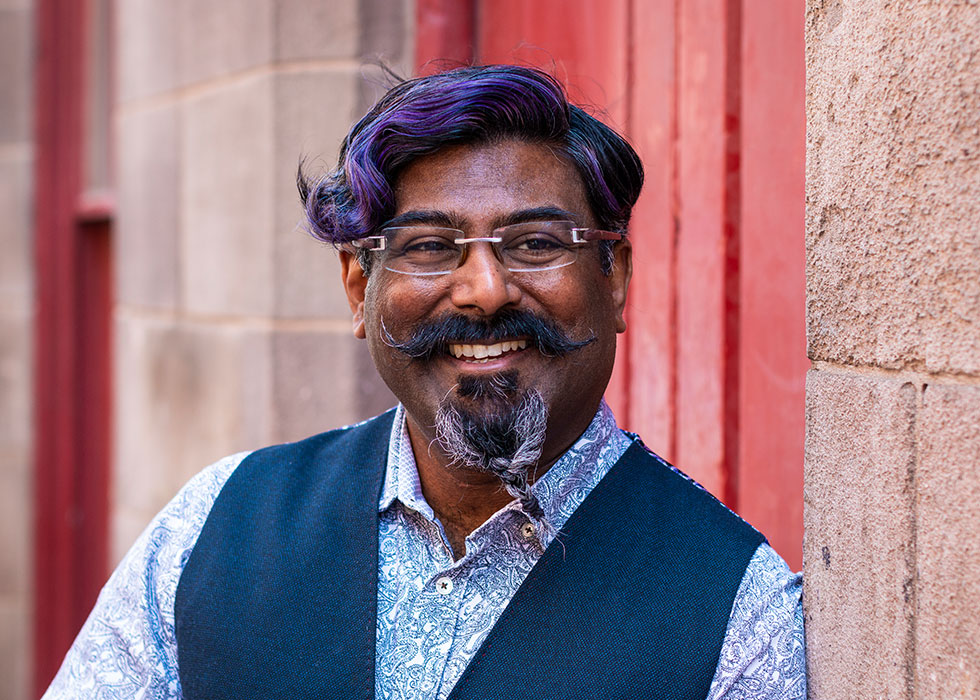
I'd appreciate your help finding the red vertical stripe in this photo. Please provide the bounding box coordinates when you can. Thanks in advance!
[33,0,114,692]
[415,0,476,73]
[674,0,741,500]
[627,1,678,457]
[33,0,86,690]
[414,0,805,566]
[738,0,805,570]
[475,0,633,421]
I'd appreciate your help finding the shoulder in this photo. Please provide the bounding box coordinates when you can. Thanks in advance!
[620,435,764,548]
[215,408,397,503]
[40,450,251,699]
[707,544,806,700]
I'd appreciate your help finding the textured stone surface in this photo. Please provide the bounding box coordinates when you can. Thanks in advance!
[113,315,272,558]
[272,68,361,319]
[0,602,30,700]
[274,0,358,61]
[271,329,396,443]
[358,0,411,63]
[176,0,273,87]
[916,383,980,699]
[804,370,917,700]
[0,446,30,596]
[116,0,178,102]
[116,103,180,308]
[0,313,32,448]
[0,151,33,311]
[180,75,275,316]
[0,9,32,142]
[806,2,980,374]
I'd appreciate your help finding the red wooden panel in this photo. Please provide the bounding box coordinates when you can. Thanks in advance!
[674,0,741,501]
[72,214,113,632]
[415,0,476,73]
[476,0,633,420]
[738,0,806,570]
[627,1,677,458]
[476,0,630,128]
[33,0,114,692]
[33,0,87,690]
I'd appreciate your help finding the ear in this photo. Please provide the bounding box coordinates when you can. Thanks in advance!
[339,250,368,339]
[609,239,632,334]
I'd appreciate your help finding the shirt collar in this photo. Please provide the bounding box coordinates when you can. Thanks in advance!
[378,400,630,540]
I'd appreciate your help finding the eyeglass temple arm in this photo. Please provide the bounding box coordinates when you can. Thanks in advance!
[571,228,626,243]
[347,235,386,251]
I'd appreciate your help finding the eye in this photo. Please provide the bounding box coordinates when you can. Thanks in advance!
[508,232,568,253]
[385,228,458,257]
[401,237,456,254]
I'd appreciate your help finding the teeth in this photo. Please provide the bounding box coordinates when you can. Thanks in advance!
[449,339,528,360]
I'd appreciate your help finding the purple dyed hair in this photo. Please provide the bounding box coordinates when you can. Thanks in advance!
[297,65,644,272]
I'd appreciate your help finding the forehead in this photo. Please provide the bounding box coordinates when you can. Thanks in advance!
[392,140,595,227]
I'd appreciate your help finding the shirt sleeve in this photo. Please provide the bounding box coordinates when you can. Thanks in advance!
[705,543,806,700]
[41,452,250,700]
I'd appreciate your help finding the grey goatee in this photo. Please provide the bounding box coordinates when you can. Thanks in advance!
[434,386,551,534]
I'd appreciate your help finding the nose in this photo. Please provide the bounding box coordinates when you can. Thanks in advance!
[448,242,522,315]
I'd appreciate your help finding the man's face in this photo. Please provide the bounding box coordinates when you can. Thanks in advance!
[340,139,632,465]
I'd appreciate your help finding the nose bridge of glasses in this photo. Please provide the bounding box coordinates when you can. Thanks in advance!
[453,234,507,269]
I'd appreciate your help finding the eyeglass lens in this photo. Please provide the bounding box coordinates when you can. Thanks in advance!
[381,221,581,275]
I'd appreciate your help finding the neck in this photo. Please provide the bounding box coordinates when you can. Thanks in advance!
[405,416,553,558]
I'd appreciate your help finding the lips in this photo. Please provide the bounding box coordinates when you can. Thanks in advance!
[448,339,528,361]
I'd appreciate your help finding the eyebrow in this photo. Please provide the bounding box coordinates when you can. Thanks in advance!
[381,206,581,230]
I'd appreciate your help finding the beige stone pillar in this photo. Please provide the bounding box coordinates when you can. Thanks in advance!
[805,2,980,698]
[0,0,35,697]
[112,0,413,557]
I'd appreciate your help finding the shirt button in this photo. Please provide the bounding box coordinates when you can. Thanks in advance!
[521,523,537,539]
[435,576,454,595]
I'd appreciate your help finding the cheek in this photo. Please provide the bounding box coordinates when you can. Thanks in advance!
[363,276,443,339]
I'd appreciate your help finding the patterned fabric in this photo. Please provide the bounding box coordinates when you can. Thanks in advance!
[43,403,805,700]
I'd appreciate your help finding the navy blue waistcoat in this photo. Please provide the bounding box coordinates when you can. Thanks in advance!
[175,409,764,700]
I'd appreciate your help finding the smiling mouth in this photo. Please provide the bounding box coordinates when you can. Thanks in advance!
[448,339,529,362]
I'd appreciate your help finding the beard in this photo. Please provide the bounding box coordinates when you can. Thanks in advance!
[434,371,550,527]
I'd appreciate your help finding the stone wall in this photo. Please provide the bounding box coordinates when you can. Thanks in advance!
[0,0,35,696]
[804,2,980,698]
[112,0,412,556]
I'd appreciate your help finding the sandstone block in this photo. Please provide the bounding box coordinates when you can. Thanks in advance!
[180,76,275,316]
[271,328,395,444]
[176,0,273,87]
[116,103,179,308]
[0,152,33,310]
[272,68,361,319]
[0,9,32,143]
[0,313,32,448]
[113,314,272,558]
[116,0,178,102]
[804,369,916,700]
[358,0,411,65]
[806,2,980,375]
[274,0,358,61]
[0,602,30,700]
[0,445,31,597]
[916,383,980,699]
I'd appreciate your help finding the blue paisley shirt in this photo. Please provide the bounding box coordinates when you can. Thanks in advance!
[43,402,805,700]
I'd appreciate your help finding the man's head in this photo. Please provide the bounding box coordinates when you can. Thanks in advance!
[299,65,643,520]
[299,65,643,273]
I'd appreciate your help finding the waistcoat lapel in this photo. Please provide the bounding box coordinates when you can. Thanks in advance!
[446,442,764,700]
[175,410,395,700]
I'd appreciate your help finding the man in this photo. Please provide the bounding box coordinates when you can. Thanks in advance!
[45,65,804,700]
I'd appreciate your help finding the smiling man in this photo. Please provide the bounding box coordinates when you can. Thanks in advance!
[44,66,804,700]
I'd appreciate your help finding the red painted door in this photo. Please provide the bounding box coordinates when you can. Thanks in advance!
[416,0,804,569]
